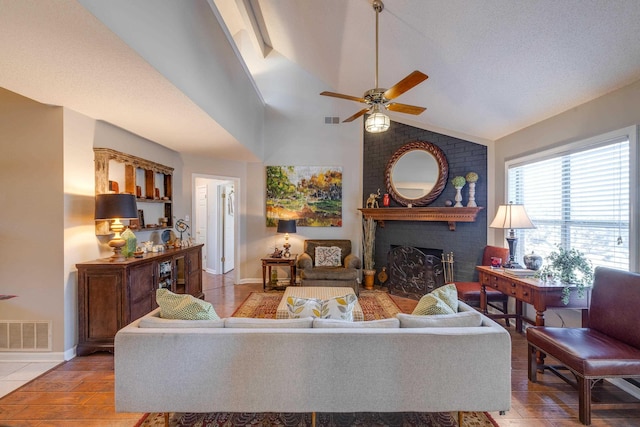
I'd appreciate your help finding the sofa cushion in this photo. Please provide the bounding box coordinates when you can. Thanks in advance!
[156,288,220,320]
[397,311,483,328]
[286,294,357,320]
[315,246,342,267]
[224,317,313,328]
[313,318,400,328]
[139,311,225,328]
[412,284,459,315]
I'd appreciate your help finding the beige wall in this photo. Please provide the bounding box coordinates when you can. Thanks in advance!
[494,79,640,326]
[0,88,65,354]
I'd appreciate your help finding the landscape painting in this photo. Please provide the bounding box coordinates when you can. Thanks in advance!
[266,166,342,227]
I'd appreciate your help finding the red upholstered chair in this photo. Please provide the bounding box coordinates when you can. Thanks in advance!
[452,245,511,326]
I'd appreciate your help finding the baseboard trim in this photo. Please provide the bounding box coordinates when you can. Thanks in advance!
[0,352,66,363]
[237,278,262,285]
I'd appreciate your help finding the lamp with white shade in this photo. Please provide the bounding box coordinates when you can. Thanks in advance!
[489,202,535,268]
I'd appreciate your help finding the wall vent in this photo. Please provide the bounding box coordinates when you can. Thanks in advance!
[0,321,52,351]
[324,116,340,124]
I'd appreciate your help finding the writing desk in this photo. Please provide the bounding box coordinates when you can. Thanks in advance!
[476,266,591,332]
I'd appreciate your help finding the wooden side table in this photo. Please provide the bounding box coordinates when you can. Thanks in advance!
[261,255,297,290]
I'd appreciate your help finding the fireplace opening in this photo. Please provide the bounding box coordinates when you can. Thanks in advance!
[387,245,445,300]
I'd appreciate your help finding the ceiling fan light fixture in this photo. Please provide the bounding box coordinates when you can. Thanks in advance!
[365,106,390,133]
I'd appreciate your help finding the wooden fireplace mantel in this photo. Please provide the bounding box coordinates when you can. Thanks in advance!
[358,207,483,231]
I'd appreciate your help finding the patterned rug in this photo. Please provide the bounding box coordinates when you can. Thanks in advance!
[231,290,403,320]
[137,410,498,426]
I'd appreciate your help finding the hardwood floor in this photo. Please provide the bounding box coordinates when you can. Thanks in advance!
[0,272,639,426]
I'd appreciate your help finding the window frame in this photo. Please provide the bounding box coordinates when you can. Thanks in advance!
[502,125,640,272]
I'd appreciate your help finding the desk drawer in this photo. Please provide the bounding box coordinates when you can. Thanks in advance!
[505,281,534,304]
[480,273,510,293]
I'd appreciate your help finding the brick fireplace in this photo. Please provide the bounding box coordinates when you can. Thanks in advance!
[363,120,488,285]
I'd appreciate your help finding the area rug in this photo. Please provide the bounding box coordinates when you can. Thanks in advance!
[231,290,402,320]
[137,410,498,426]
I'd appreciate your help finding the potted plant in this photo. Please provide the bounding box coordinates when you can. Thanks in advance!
[537,245,594,305]
[362,217,377,290]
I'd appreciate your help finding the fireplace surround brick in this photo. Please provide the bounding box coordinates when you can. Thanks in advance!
[363,120,488,283]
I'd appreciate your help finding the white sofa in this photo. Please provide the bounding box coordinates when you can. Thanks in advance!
[114,301,511,416]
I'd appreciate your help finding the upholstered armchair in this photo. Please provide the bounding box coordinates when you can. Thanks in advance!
[297,239,361,294]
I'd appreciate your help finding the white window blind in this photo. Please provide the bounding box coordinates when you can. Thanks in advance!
[507,138,629,271]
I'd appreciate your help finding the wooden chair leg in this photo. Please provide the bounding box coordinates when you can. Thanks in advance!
[528,343,537,382]
[458,411,464,426]
[577,376,592,425]
[311,411,317,427]
[502,300,510,326]
[164,412,170,427]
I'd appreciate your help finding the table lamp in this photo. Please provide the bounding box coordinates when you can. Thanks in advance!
[95,193,138,261]
[277,219,297,258]
[489,202,535,268]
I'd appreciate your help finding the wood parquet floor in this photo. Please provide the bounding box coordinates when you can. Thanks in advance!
[1,272,639,426]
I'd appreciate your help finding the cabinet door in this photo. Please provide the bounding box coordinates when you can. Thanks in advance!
[77,267,124,355]
[186,247,203,298]
[128,262,155,322]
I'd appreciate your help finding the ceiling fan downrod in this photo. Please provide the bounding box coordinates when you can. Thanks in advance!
[373,0,384,90]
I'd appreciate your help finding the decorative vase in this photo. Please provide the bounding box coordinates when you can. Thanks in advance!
[467,182,477,207]
[121,228,137,258]
[363,269,376,290]
[454,186,463,207]
[377,266,388,284]
[523,251,543,271]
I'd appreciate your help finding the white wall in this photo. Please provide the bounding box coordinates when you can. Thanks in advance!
[494,78,640,327]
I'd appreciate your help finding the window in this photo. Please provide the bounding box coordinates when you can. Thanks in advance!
[506,130,633,271]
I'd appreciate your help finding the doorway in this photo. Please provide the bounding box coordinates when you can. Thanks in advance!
[193,175,237,276]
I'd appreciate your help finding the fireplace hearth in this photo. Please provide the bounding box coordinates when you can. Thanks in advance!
[387,246,445,300]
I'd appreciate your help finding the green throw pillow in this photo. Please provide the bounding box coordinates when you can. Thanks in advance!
[412,284,459,315]
[156,288,220,320]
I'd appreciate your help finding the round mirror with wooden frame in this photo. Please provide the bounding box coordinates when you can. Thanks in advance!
[384,141,448,207]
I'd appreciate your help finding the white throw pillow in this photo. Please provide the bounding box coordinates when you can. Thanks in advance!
[314,246,342,267]
[224,317,313,328]
[396,311,483,328]
[313,318,400,328]
[286,294,357,320]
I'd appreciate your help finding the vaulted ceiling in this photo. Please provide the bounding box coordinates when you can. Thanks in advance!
[3,0,640,160]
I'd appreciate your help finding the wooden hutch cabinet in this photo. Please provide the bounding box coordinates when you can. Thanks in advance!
[76,244,203,356]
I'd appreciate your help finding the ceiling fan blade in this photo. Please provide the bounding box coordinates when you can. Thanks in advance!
[383,71,429,100]
[320,91,366,103]
[343,108,370,122]
[386,102,426,115]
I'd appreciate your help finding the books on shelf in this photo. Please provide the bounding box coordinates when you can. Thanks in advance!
[502,268,536,277]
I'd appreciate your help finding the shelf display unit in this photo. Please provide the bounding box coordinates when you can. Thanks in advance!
[94,148,174,235]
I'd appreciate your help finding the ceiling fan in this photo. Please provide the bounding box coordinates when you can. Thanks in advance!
[320,0,428,132]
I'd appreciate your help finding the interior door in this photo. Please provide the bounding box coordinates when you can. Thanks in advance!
[221,183,235,273]
[195,184,207,269]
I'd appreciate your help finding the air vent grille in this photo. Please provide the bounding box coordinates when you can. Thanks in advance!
[0,321,52,351]
[324,117,340,124]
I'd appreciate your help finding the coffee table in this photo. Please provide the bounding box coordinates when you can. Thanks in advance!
[276,286,364,321]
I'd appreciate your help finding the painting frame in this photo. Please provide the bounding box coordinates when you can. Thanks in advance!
[266,166,343,227]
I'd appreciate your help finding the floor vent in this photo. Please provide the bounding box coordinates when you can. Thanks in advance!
[0,321,52,351]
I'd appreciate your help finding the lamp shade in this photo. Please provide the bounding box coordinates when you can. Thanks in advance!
[365,105,390,133]
[277,219,297,234]
[95,194,138,220]
[489,203,535,230]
